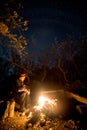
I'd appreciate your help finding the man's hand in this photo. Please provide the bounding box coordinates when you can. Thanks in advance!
[25,88,30,95]
[18,88,30,95]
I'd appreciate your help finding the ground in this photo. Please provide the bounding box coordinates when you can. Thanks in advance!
[0,89,87,130]
[0,112,27,130]
[0,111,87,130]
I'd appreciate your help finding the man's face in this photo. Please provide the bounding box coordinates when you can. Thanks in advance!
[19,74,26,82]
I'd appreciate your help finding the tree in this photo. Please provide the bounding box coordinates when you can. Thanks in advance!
[0,0,29,69]
[50,36,87,83]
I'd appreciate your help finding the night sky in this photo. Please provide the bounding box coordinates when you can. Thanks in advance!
[0,0,87,59]
[18,0,87,55]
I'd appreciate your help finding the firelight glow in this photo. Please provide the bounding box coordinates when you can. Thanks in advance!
[38,96,51,107]
[34,96,52,110]
[33,95,59,113]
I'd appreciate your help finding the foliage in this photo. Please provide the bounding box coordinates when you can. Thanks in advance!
[0,0,29,68]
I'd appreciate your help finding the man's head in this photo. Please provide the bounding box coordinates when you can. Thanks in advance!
[19,73,26,82]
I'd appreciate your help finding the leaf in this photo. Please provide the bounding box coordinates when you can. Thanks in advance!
[13,11,18,18]
[0,22,9,35]
[23,21,28,26]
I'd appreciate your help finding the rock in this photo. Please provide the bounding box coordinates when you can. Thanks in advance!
[49,128,53,130]
[46,120,51,125]
[40,119,46,127]
[27,123,33,128]
[64,120,75,129]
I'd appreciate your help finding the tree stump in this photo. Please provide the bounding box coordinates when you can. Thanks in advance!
[3,101,15,119]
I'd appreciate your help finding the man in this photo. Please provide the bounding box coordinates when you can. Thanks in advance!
[15,73,30,113]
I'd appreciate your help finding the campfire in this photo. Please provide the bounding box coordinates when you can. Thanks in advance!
[25,94,60,128]
[34,95,58,112]
[27,94,60,122]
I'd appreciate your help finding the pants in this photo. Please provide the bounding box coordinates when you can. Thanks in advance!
[15,92,31,112]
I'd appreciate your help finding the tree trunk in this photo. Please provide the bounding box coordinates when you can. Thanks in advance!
[41,66,47,82]
[57,58,68,83]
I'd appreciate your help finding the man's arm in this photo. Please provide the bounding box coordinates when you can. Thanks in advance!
[18,86,30,94]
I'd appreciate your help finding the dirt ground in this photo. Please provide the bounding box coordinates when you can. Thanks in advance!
[0,89,87,130]
[0,111,87,130]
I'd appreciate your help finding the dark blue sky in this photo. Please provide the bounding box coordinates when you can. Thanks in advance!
[17,0,87,59]
[1,0,87,60]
